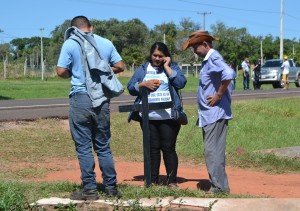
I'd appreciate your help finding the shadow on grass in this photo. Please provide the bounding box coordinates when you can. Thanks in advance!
[0,96,13,100]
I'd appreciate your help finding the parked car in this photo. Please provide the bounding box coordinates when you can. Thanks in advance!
[258,59,300,88]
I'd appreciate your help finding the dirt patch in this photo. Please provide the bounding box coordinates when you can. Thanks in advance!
[2,120,299,198]
[22,158,300,198]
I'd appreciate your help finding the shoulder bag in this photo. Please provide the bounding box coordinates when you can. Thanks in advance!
[169,83,188,125]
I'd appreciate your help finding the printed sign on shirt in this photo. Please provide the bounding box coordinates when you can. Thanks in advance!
[148,91,171,103]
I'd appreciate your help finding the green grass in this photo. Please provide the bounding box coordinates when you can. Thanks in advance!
[0,76,299,209]
[0,98,299,209]
[0,74,275,100]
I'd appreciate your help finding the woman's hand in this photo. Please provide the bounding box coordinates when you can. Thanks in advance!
[163,57,172,76]
[163,57,171,68]
[139,79,161,91]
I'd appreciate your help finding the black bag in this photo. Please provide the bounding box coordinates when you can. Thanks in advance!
[169,84,188,125]
[173,106,188,125]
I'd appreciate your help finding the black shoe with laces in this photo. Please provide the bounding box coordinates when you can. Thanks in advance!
[105,187,122,198]
[70,188,99,201]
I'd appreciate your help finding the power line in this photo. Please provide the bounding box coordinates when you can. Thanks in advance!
[178,0,279,14]
[70,0,198,13]
[0,31,19,39]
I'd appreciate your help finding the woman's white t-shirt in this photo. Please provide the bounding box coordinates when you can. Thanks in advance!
[140,63,172,120]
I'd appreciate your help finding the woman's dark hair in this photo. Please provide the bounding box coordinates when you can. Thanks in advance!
[148,42,172,62]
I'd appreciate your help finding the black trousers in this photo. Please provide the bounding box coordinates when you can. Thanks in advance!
[253,71,261,89]
[142,119,180,184]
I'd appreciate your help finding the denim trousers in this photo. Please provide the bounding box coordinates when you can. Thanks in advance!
[69,93,117,190]
[145,119,180,184]
[243,72,250,89]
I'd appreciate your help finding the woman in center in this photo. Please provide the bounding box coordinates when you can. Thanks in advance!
[127,42,187,187]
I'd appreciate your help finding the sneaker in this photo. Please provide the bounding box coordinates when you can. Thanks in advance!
[105,187,122,198]
[70,188,99,201]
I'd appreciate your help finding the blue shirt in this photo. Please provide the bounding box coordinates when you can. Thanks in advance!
[57,34,122,96]
[197,49,235,127]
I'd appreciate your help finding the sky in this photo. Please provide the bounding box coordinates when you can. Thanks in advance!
[1,0,300,44]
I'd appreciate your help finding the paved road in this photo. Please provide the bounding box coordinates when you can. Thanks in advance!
[0,88,299,122]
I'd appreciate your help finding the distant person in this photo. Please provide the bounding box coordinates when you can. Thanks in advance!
[183,30,235,194]
[56,16,124,200]
[281,56,290,90]
[241,58,250,90]
[127,42,187,188]
[253,58,261,90]
[229,64,236,90]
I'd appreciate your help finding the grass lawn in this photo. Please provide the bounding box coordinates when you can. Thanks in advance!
[0,76,299,209]
[0,96,299,209]
[0,73,277,100]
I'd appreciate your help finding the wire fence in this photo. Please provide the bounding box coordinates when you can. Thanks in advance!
[0,63,207,80]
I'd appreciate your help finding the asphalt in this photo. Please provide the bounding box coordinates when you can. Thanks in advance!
[31,197,300,210]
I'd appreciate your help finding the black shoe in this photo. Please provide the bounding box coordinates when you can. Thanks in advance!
[70,188,99,200]
[105,187,122,198]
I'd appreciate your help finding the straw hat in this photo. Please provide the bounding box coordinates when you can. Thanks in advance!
[183,30,219,50]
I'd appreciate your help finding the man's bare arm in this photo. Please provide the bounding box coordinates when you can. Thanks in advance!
[111,61,125,74]
[56,67,71,79]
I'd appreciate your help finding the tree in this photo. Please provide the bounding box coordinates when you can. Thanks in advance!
[0,43,11,60]
[153,22,177,54]
[175,17,200,64]
[211,22,258,68]
[2,17,300,79]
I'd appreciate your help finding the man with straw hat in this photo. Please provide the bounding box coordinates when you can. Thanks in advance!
[183,30,235,194]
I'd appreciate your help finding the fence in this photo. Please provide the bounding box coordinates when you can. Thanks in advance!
[0,62,204,80]
[0,62,57,79]
[180,63,202,77]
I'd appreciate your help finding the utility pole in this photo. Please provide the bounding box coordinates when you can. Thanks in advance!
[293,44,295,56]
[280,0,284,60]
[260,40,263,63]
[197,12,211,30]
[40,28,45,80]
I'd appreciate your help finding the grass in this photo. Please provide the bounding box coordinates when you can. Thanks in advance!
[0,73,278,100]
[0,76,299,209]
[0,97,299,209]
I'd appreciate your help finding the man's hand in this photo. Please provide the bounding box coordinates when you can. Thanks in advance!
[207,94,221,107]
[207,80,231,107]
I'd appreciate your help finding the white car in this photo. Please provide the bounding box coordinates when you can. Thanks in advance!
[259,59,300,88]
